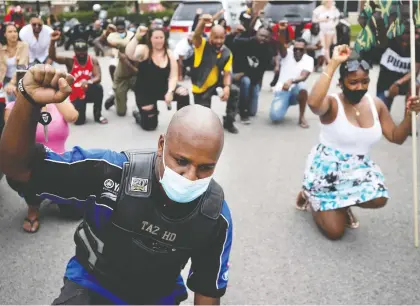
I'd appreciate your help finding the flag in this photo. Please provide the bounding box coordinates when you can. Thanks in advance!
[354,0,419,54]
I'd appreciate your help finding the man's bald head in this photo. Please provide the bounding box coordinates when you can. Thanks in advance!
[211,24,225,36]
[166,105,224,153]
[156,105,224,181]
[209,25,226,50]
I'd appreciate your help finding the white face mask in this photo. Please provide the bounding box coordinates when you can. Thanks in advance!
[159,140,213,203]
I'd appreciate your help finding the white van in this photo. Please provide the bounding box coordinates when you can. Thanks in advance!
[168,0,246,49]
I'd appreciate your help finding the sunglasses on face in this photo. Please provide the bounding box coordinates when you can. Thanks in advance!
[293,47,304,52]
[345,59,371,72]
[31,23,42,28]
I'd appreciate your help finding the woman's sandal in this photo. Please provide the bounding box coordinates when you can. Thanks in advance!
[345,207,360,229]
[23,217,40,233]
[296,191,309,211]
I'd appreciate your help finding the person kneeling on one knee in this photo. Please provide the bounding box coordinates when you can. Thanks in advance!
[125,26,190,131]
[49,32,108,125]
[270,23,312,129]
[296,44,420,240]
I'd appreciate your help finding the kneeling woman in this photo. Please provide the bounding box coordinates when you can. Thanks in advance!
[296,45,420,240]
[126,26,190,130]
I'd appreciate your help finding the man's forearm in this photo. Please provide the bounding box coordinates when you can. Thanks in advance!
[193,20,206,43]
[177,59,184,79]
[49,41,57,61]
[120,55,138,73]
[292,73,309,84]
[90,75,101,84]
[306,45,318,51]
[0,92,40,181]
[396,72,413,86]
[223,72,231,87]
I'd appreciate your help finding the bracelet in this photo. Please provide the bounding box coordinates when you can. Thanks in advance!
[17,78,41,106]
[322,72,331,79]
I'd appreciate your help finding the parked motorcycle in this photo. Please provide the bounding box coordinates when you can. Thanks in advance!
[64,20,90,51]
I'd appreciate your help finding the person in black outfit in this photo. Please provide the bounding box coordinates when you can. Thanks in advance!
[126,26,190,131]
[230,26,273,123]
[375,20,420,111]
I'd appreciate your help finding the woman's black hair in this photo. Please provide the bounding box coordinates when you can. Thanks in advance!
[339,50,371,83]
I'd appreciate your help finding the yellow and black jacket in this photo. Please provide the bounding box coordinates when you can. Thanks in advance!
[190,38,233,94]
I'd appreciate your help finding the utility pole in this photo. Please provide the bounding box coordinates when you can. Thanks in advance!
[36,0,40,14]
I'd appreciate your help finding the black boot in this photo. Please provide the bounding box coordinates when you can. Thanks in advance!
[104,95,115,110]
[223,116,239,134]
[133,110,141,125]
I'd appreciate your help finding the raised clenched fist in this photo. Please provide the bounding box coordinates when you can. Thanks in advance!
[200,14,213,24]
[20,64,74,105]
[331,44,351,64]
[50,30,61,41]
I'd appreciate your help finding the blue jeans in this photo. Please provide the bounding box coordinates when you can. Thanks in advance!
[270,82,305,122]
[234,75,261,117]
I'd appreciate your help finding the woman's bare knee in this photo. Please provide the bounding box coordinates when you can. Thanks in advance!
[175,87,188,96]
[313,209,346,240]
[141,104,154,111]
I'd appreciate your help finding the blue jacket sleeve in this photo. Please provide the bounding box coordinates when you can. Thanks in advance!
[7,144,127,210]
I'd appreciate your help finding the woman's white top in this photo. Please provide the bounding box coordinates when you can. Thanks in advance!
[319,93,382,155]
[5,56,16,79]
[313,5,340,33]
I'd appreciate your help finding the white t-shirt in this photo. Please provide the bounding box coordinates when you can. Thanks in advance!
[274,47,314,91]
[173,38,194,61]
[19,24,53,63]
[301,29,324,58]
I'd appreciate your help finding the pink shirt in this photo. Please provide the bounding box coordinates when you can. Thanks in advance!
[6,102,69,153]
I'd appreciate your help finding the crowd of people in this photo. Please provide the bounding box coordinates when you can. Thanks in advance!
[0,0,420,304]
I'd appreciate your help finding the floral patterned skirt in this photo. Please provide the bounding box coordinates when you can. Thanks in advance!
[302,144,389,211]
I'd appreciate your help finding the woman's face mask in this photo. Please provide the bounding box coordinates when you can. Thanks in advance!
[342,84,367,104]
[159,140,213,203]
[341,61,370,104]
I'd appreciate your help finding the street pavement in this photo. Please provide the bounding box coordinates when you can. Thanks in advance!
[1,49,420,304]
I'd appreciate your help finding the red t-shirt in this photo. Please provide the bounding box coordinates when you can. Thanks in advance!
[271,24,295,42]
[69,56,94,102]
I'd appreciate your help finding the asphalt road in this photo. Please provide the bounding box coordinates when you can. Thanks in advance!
[1,50,420,304]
